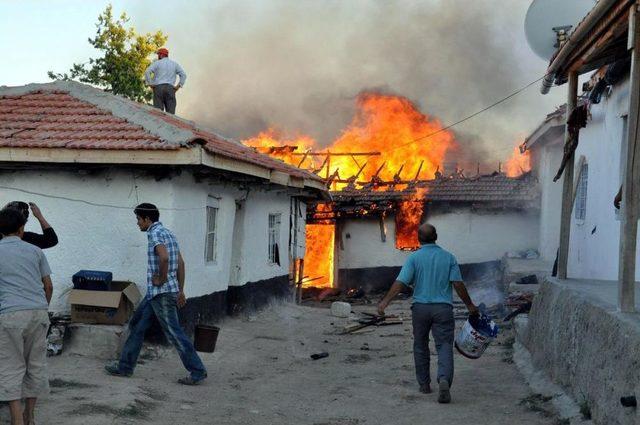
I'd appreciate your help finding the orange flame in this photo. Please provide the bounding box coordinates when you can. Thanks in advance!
[244,92,457,186]
[504,144,531,177]
[244,129,316,166]
[245,93,457,287]
[304,224,335,287]
[395,188,427,250]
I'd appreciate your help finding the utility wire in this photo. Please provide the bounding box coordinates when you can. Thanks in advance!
[388,75,547,152]
[1,76,545,209]
[0,185,209,211]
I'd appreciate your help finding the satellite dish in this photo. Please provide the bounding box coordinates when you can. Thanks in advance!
[525,0,597,60]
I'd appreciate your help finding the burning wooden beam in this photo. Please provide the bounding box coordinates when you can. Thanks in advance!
[290,151,381,157]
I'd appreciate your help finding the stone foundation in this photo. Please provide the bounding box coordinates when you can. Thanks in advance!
[520,278,640,424]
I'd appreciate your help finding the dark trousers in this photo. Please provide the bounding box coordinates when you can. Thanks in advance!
[412,303,455,386]
[152,84,177,114]
[118,293,207,380]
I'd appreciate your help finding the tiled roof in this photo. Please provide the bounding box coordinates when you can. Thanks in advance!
[0,91,169,150]
[0,81,322,182]
[141,107,320,180]
[330,173,538,205]
[419,173,538,203]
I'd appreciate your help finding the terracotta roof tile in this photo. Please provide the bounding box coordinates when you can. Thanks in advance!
[0,84,323,183]
[0,91,168,150]
[145,105,322,180]
[331,173,538,205]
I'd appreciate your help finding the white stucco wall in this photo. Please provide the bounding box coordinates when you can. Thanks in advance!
[564,77,632,281]
[232,189,293,285]
[533,139,564,262]
[338,208,540,269]
[0,168,300,311]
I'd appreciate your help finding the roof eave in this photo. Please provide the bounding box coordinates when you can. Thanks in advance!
[542,0,631,94]
[525,114,565,150]
[0,145,328,195]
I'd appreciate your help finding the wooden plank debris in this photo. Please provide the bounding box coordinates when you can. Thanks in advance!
[341,314,402,334]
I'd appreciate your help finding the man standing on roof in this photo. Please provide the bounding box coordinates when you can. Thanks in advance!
[144,48,187,115]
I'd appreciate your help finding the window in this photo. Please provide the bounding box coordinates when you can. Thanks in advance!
[575,163,588,221]
[205,202,218,263]
[268,213,281,265]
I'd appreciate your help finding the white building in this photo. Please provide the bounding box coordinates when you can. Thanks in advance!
[0,81,325,328]
[524,106,565,263]
[527,72,633,281]
[515,3,640,422]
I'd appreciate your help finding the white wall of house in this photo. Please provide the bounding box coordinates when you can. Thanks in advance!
[564,77,631,281]
[231,189,294,286]
[338,208,540,269]
[0,168,301,311]
[532,140,564,262]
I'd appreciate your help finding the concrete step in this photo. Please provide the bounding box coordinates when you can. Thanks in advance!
[64,323,129,360]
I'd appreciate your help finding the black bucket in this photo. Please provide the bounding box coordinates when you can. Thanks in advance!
[194,325,220,353]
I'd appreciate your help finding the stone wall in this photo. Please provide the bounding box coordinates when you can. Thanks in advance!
[521,279,640,424]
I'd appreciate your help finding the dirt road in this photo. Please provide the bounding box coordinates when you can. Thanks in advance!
[1,300,555,425]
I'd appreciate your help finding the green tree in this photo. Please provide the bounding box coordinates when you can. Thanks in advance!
[48,5,167,102]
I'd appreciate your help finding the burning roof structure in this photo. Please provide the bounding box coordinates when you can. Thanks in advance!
[313,172,538,221]
[241,91,538,288]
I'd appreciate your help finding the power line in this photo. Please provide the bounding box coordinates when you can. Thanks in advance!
[0,185,209,211]
[388,75,547,152]
[2,76,543,208]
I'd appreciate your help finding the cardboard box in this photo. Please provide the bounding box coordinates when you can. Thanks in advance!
[69,281,141,325]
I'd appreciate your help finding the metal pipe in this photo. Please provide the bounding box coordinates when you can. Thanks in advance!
[541,0,623,94]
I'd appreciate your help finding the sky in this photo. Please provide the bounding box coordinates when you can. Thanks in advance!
[1,0,568,165]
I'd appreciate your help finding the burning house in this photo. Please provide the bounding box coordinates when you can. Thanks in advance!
[305,172,539,292]
[244,91,540,293]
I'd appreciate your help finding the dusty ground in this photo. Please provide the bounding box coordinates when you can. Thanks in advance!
[1,300,558,425]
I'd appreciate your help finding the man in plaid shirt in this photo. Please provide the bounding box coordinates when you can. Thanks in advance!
[106,203,207,385]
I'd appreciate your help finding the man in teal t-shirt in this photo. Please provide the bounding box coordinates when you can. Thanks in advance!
[378,223,478,404]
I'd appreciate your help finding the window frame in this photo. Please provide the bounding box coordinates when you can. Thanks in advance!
[268,213,282,265]
[205,198,219,263]
[574,162,588,223]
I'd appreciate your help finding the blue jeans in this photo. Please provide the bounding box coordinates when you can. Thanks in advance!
[412,303,455,387]
[118,293,207,380]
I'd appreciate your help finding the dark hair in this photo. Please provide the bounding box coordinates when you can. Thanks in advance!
[0,208,27,235]
[418,223,438,244]
[134,203,160,222]
[4,201,29,220]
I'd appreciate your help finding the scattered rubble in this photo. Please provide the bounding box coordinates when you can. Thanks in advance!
[47,313,71,356]
[506,249,540,260]
[310,352,329,360]
[330,301,352,318]
[515,274,539,285]
[301,286,373,306]
[341,313,403,334]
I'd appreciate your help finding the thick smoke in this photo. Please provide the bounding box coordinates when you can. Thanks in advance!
[133,0,563,163]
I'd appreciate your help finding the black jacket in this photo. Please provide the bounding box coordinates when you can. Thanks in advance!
[20,228,59,249]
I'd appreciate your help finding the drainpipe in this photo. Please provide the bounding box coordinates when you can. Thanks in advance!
[541,0,624,94]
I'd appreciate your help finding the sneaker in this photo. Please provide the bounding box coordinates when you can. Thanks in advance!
[104,363,132,377]
[438,380,451,404]
[178,373,207,386]
[419,383,432,394]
